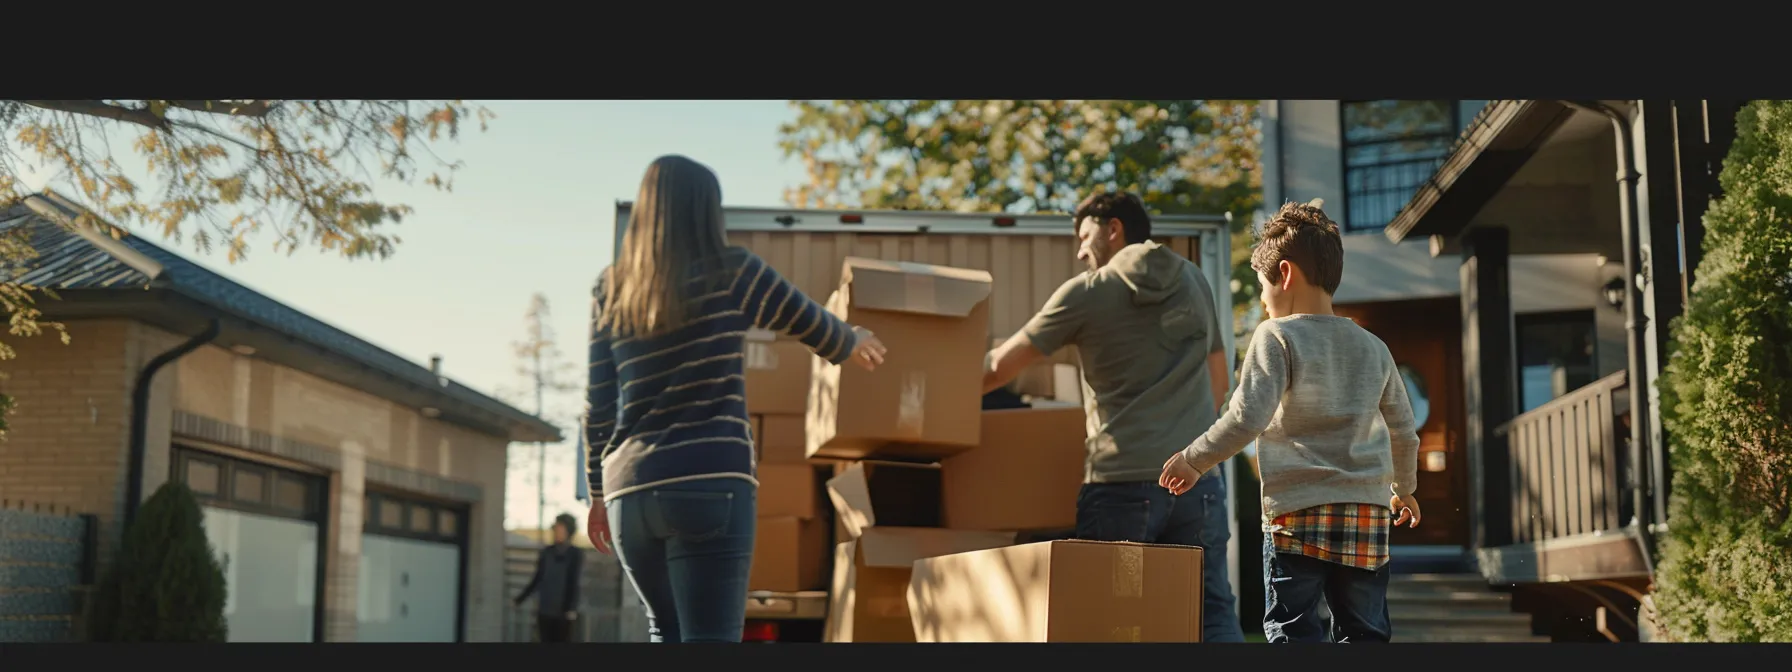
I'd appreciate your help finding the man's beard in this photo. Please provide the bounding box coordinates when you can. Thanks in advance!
[1085,239,1114,273]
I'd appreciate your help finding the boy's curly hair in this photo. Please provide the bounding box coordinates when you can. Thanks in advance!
[1251,201,1345,295]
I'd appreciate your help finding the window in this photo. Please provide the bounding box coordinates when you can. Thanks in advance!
[364,491,467,544]
[1516,310,1599,412]
[1339,100,1485,233]
[171,446,324,522]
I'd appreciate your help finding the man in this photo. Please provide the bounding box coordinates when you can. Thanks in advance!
[982,191,1244,642]
[515,513,584,643]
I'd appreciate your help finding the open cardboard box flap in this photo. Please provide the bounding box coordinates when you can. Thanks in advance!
[842,257,994,318]
[856,527,1020,569]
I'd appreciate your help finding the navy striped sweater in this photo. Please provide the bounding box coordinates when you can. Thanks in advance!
[585,248,857,501]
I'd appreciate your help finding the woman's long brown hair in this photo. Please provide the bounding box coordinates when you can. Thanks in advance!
[599,155,732,339]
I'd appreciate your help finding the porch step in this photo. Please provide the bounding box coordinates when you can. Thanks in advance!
[1386,572,1541,643]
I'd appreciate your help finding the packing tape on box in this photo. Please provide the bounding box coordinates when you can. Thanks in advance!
[1110,545,1145,642]
[896,371,926,437]
[1112,545,1143,598]
[746,341,778,370]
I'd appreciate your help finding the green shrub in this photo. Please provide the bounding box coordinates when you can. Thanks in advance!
[1654,100,1792,642]
[87,482,229,642]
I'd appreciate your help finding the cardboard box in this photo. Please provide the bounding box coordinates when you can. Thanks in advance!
[757,413,808,464]
[942,407,1088,532]
[747,338,815,416]
[758,463,824,520]
[826,460,942,539]
[822,527,1017,643]
[751,516,829,592]
[806,258,994,461]
[907,540,1204,642]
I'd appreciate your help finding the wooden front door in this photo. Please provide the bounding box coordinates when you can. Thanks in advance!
[1335,298,1470,547]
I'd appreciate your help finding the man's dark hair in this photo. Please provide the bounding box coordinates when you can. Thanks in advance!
[1074,191,1152,245]
[554,513,578,535]
[1251,201,1345,295]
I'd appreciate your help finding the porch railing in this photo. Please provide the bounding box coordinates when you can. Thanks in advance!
[1494,371,1631,545]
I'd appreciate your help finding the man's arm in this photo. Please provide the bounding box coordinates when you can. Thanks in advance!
[1207,350,1230,417]
[1380,361,1422,499]
[983,332,1045,394]
[986,276,1089,394]
[1181,328,1290,474]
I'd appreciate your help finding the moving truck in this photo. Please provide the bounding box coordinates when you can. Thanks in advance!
[610,202,1238,642]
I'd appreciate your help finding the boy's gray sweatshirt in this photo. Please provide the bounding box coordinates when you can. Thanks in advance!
[1180,314,1421,517]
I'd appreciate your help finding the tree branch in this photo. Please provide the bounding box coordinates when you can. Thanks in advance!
[162,100,276,117]
[21,100,168,130]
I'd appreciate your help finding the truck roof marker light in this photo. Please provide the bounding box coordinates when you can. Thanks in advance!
[839,214,864,224]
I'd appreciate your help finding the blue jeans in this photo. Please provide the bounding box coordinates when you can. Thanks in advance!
[606,477,756,643]
[1261,533,1391,643]
[1075,470,1245,643]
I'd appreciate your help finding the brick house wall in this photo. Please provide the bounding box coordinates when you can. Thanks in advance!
[0,318,513,642]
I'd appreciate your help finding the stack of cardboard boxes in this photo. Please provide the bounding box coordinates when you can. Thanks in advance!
[749,257,1206,643]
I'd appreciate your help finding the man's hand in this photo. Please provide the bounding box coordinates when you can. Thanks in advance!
[1391,493,1423,528]
[849,326,887,371]
[1159,452,1202,496]
[587,504,613,554]
[565,611,578,621]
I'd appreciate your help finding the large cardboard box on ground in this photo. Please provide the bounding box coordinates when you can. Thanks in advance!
[746,329,814,416]
[755,413,808,464]
[751,516,829,592]
[826,460,943,539]
[757,463,825,520]
[823,527,1017,643]
[907,540,1204,643]
[942,406,1088,532]
[806,258,994,461]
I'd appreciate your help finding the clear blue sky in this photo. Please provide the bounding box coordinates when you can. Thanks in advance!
[21,100,811,530]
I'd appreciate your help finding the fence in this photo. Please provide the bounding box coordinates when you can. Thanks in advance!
[0,504,97,643]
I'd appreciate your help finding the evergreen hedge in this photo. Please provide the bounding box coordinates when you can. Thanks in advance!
[87,482,229,642]
[1654,100,1792,642]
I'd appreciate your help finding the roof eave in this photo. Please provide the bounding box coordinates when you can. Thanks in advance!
[1383,100,1578,245]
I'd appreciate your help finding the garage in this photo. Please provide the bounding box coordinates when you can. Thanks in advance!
[172,446,327,643]
[357,491,468,642]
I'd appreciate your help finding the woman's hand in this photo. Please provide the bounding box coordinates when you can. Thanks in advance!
[1159,452,1202,496]
[850,326,887,371]
[587,504,613,554]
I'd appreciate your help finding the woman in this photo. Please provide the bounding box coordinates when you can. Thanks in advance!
[584,155,886,643]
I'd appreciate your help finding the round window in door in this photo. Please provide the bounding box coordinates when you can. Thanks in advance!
[1398,364,1432,429]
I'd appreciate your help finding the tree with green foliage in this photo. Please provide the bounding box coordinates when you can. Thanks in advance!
[0,100,492,438]
[777,100,1263,326]
[1653,99,1792,642]
[87,482,229,641]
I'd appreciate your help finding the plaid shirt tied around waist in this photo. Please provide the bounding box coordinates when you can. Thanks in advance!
[1264,503,1392,571]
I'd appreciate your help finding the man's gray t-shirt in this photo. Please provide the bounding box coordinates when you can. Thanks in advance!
[1021,241,1227,483]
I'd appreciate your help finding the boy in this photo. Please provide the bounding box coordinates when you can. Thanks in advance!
[1159,201,1421,644]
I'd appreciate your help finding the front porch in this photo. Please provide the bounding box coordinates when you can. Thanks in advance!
[1383,100,1741,641]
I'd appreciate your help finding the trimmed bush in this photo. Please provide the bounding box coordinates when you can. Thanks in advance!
[1654,100,1792,642]
[87,482,229,642]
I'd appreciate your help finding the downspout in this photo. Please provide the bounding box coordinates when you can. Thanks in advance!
[1559,100,1656,572]
[122,319,221,526]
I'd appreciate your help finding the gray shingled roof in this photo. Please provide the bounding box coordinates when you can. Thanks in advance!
[0,192,560,442]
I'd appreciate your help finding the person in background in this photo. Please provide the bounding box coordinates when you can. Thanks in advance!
[982,190,1245,643]
[514,513,583,643]
[1161,201,1422,644]
[585,155,888,643]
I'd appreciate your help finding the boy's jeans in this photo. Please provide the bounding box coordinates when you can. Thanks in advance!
[1074,469,1246,643]
[1260,533,1392,643]
[607,477,756,643]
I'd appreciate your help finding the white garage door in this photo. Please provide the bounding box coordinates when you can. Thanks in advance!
[357,493,466,642]
[174,447,326,643]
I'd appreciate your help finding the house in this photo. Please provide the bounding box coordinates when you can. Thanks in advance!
[1376,100,1741,641]
[0,191,561,642]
